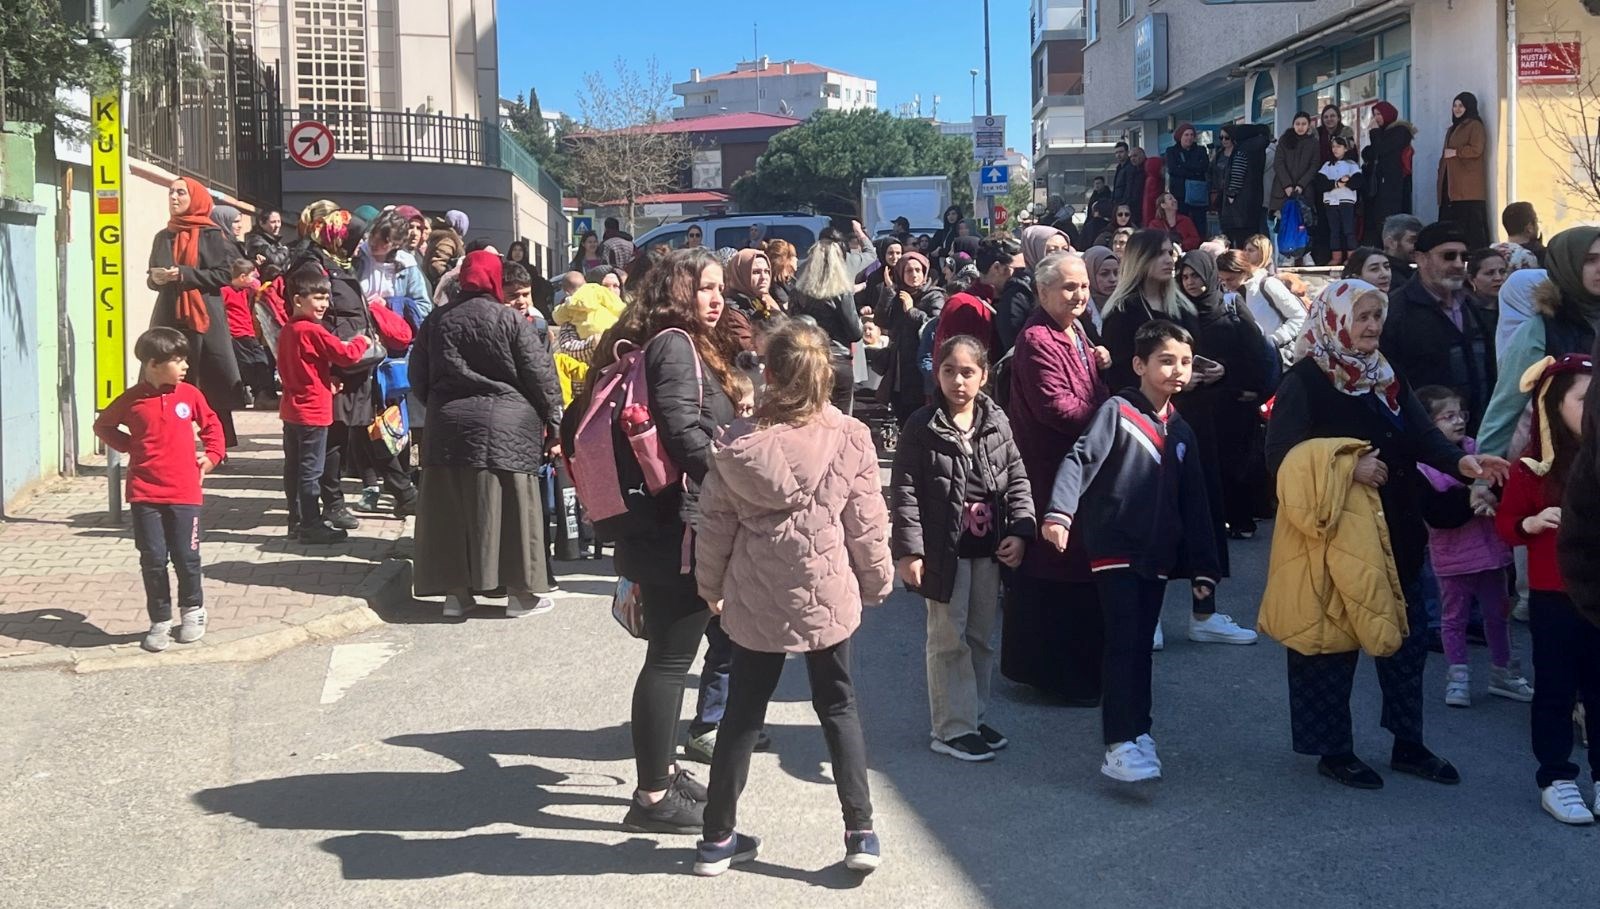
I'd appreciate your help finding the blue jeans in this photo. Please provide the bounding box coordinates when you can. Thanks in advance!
[690,616,732,736]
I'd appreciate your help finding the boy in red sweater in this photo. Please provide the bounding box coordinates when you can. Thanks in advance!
[93,328,226,652]
[278,264,371,544]
[222,258,276,408]
[1496,353,1598,825]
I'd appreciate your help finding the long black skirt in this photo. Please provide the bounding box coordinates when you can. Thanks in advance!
[1000,573,1103,705]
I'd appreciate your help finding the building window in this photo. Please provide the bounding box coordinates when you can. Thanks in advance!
[691,149,722,190]
[1295,25,1411,146]
[291,0,370,127]
[1118,0,1133,23]
[1087,0,1099,43]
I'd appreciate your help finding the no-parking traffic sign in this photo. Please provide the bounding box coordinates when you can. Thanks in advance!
[287,120,336,168]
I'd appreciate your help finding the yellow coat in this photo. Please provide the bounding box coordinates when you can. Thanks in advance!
[1257,438,1408,657]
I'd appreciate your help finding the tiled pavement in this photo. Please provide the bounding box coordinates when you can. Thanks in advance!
[0,411,409,667]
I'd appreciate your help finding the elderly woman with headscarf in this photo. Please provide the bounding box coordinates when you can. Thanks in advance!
[1439,92,1491,249]
[994,226,1072,354]
[147,176,244,447]
[789,232,865,413]
[1478,227,1600,459]
[409,250,562,617]
[1001,251,1109,703]
[1263,278,1507,789]
[877,250,946,425]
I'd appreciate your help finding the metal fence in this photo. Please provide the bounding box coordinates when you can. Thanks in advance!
[0,58,54,133]
[126,25,282,208]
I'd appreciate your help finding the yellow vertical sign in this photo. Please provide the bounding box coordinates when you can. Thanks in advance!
[92,91,126,409]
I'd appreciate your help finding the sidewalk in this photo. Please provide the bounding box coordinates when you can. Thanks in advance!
[0,411,411,671]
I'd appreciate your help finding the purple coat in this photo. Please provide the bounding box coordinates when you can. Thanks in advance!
[1006,306,1108,581]
[1418,437,1512,577]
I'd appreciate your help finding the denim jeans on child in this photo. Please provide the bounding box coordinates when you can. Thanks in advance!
[689,616,732,738]
[925,558,1000,741]
[130,503,203,624]
[283,422,329,529]
[1439,568,1512,666]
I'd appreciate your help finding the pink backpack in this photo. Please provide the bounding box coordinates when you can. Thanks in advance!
[566,328,704,535]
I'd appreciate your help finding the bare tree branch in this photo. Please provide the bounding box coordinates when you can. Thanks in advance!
[1523,18,1600,215]
[567,58,692,231]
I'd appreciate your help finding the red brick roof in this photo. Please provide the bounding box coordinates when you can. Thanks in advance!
[619,112,803,135]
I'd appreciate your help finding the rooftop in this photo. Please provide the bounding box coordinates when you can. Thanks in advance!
[599,112,804,135]
[698,60,860,82]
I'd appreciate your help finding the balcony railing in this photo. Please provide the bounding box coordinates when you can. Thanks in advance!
[281,105,565,202]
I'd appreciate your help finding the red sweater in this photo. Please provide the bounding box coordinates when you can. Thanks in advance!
[1495,462,1564,592]
[222,284,256,339]
[276,317,371,426]
[1147,213,1201,251]
[93,382,224,505]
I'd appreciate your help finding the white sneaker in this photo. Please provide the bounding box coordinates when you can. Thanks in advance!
[1101,741,1161,782]
[1512,598,1530,622]
[1541,781,1595,825]
[1444,664,1471,708]
[506,593,555,617]
[1152,624,1165,652]
[1188,613,1259,644]
[1488,666,1535,702]
[1134,733,1162,773]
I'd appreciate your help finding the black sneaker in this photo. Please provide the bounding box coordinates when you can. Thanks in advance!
[300,523,350,544]
[929,733,995,762]
[671,766,708,803]
[978,724,1009,751]
[622,786,705,835]
[844,830,881,872]
[693,832,760,877]
[325,505,360,530]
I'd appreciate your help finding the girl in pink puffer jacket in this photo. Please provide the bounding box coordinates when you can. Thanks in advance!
[691,321,893,878]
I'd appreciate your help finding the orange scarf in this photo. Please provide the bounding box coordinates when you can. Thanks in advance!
[168,176,216,333]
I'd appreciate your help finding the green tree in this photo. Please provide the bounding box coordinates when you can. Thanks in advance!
[504,88,574,188]
[732,109,975,218]
[0,0,121,141]
[997,173,1034,231]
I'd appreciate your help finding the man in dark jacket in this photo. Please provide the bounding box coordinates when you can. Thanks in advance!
[1381,221,1496,435]
[1110,142,1134,208]
[1123,147,1149,220]
[1382,214,1422,289]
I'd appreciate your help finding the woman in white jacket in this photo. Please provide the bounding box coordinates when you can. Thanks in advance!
[1239,234,1307,367]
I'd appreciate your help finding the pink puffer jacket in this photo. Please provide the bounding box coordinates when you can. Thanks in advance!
[695,406,894,653]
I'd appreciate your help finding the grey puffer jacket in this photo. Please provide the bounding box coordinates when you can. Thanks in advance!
[409,295,562,474]
[890,394,1036,603]
[695,406,893,653]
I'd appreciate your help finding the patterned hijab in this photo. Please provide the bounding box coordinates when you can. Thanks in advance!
[1300,278,1402,414]
[305,206,354,270]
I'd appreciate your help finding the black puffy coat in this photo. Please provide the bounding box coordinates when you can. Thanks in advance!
[890,394,1035,602]
[1362,122,1415,244]
[291,244,378,425]
[994,272,1036,354]
[409,294,561,475]
[878,284,947,417]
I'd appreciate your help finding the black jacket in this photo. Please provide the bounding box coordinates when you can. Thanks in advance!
[1266,358,1464,584]
[1165,143,1211,208]
[410,294,561,474]
[1362,122,1415,243]
[994,272,1036,354]
[1218,125,1271,231]
[1111,160,1137,208]
[878,284,947,414]
[1043,388,1219,583]
[1381,278,1497,435]
[1098,295,1201,392]
[612,330,735,585]
[147,226,242,402]
[789,289,863,359]
[891,395,1035,602]
[292,244,379,425]
[1558,332,1600,627]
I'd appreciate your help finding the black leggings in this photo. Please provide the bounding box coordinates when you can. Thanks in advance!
[633,575,711,792]
[704,638,873,840]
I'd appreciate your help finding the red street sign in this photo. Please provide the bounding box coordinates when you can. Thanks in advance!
[1519,42,1581,85]
[994,203,1009,225]
[287,120,336,168]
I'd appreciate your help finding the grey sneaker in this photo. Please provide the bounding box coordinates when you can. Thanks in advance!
[352,486,383,513]
[142,621,173,653]
[1488,666,1535,701]
[1445,664,1471,708]
[505,593,555,617]
[1512,598,1530,622]
[176,606,207,644]
[683,728,717,764]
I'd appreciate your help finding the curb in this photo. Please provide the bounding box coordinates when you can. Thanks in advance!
[0,558,414,674]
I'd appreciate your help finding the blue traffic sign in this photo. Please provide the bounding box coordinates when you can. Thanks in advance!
[978,164,1010,197]
[572,216,593,237]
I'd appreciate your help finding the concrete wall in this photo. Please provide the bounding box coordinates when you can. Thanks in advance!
[1408,0,1502,224]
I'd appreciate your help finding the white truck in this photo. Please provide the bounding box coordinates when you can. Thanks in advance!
[860,176,952,238]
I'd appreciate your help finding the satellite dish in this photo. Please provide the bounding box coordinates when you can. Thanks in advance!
[777,99,793,116]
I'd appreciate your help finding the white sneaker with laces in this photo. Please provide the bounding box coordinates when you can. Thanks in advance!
[1152,624,1165,652]
[1188,613,1259,644]
[1134,733,1161,772]
[1444,664,1471,708]
[1101,741,1161,782]
[1541,781,1595,825]
[506,593,555,617]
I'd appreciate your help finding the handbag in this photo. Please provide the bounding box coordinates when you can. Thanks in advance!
[368,401,409,455]
[336,296,386,376]
[611,576,646,639]
[1184,178,1210,208]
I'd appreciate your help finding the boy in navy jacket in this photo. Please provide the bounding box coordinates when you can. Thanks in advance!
[1041,320,1219,783]
[94,327,226,652]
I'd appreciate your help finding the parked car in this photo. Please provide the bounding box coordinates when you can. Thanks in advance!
[634,213,831,257]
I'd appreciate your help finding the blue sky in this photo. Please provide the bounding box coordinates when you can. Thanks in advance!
[498,1,1033,153]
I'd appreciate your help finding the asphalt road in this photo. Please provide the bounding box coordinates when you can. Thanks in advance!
[4,534,1597,908]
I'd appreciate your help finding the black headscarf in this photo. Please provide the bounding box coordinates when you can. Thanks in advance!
[1179,250,1227,325]
[1452,91,1481,126]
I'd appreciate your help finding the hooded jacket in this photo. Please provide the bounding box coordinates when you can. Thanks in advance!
[695,407,894,653]
[1257,438,1409,657]
[1270,128,1321,212]
[891,395,1036,603]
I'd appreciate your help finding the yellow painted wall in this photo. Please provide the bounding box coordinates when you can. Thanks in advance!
[1514,0,1600,232]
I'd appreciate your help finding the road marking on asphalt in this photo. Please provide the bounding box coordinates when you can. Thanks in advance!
[320,642,404,705]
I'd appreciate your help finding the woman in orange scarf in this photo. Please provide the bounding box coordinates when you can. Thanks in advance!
[148,176,243,446]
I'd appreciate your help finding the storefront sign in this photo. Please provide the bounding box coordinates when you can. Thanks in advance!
[91,91,125,410]
[1135,14,1169,100]
[1519,42,1581,84]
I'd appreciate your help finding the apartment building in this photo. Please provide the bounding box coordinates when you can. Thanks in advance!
[1031,0,1119,206]
[673,58,877,121]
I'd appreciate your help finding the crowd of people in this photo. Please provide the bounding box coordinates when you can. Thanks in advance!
[94,167,1600,876]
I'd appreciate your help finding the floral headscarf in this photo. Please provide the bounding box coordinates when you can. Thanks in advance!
[1299,278,1401,414]
[307,208,354,270]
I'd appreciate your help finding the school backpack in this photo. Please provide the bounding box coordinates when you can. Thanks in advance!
[388,295,428,334]
[564,327,703,541]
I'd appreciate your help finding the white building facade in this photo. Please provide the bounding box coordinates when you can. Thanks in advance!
[673,58,877,120]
